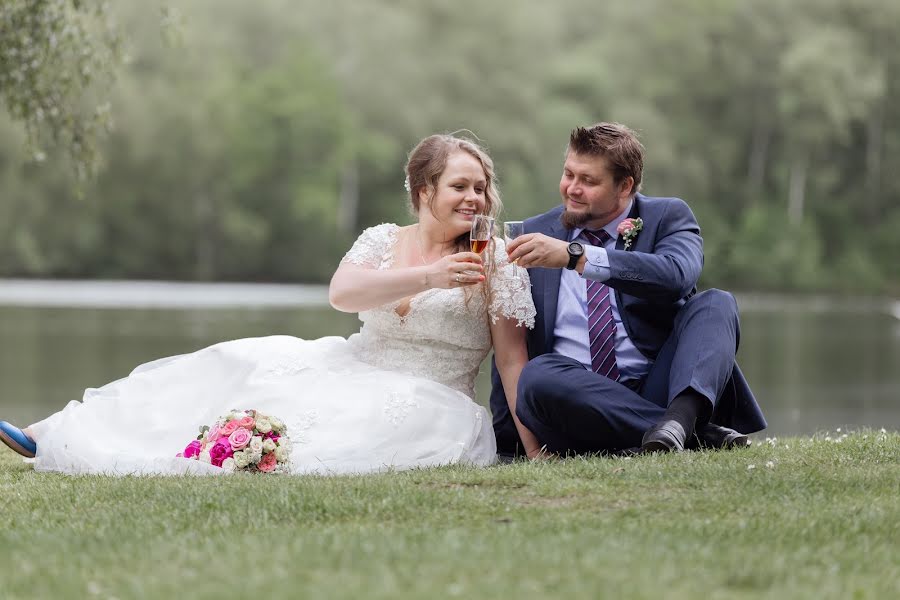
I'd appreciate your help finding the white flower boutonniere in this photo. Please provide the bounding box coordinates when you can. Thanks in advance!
[617,217,643,250]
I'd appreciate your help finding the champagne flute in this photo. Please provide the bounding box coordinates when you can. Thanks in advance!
[470,215,494,254]
[504,220,525,279]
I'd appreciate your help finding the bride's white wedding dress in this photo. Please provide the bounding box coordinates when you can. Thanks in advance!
[29,224,535,475]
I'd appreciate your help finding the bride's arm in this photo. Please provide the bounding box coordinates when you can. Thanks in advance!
[490,316,543,458]
[329,253,485,313]
[329,262,428,312]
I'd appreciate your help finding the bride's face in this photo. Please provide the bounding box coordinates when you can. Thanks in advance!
[419,151,487,235]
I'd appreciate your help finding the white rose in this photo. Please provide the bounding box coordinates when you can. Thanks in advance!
[277,437,292,451]
[274,446,290,462]
[249,451,263,464]
[199,451,212,464]
[221,458,236,472]
[233,450,251,469]
[255,419,272,434]
[270,417,285,432]
[249,436,264,454]
[263,439,277,453]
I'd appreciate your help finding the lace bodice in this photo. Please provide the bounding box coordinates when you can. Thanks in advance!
[341,223,535,399]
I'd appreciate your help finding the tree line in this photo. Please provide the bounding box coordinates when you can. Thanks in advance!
[1,0,898,292]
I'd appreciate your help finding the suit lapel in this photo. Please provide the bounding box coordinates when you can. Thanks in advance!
[615,196,643,340]
[542,217,569,347]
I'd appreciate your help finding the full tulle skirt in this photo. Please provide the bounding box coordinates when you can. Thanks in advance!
[29,335,496,476]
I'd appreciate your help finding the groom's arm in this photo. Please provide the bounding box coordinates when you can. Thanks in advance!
[588,199,702,301]
[508,199,702,303]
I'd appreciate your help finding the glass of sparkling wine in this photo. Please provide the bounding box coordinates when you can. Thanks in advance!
[470,215,494,254]
[504,220,525,279]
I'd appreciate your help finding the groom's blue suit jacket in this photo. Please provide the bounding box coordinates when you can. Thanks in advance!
[490,194,767,454]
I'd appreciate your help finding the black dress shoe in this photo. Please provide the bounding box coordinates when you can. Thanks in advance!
[641,420,687,453]
[697,423,750,449]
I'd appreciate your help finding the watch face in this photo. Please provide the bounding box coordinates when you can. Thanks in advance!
[568,242,584,256]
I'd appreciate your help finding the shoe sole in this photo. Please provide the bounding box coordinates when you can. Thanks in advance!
[641,440,682,453]
[724,434,751,448]
[0,429,35,458]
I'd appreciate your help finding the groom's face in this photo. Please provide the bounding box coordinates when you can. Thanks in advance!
[559,152,633,229]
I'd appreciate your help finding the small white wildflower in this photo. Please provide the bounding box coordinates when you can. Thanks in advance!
[880,428,887,434]
[765,461,775,469]
[836,428,841,433]
[785,444,790,450]
[747,464,756,471]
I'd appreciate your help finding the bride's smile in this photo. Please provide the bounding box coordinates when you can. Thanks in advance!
[419,150,488,237]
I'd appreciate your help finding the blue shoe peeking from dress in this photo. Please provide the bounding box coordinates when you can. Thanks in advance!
[0,421,36,458]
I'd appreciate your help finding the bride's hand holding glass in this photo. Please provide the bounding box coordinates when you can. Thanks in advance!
[424,252,484,289]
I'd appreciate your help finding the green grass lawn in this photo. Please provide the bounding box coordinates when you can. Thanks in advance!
[2,430,898,599]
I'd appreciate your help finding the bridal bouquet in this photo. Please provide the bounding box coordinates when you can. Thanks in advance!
[177,409,292,473]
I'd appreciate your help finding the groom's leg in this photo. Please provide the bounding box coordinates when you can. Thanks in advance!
[515,353,666,453]
[640,289,741,432]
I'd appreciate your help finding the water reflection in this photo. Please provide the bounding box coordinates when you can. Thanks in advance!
[0,302,897,436]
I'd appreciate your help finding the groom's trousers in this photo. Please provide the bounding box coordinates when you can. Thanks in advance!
[515,289,741,453]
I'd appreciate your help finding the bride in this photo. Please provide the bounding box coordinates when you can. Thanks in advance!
[0,134,536,475]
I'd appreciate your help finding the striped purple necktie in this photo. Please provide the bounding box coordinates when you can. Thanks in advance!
[582,229,620,380]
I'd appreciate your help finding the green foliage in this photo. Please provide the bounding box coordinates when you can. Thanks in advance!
[0,0,898,290]
[0,0,123,177]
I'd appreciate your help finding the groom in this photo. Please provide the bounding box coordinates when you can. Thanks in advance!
[491,122,766,457]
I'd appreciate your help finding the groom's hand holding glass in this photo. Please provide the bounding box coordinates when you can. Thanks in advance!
[506,233,583,271]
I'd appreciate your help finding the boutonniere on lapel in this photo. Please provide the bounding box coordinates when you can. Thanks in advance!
[617,217,643,250]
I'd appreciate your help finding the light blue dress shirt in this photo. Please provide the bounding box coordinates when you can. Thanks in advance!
[552,200,653,381]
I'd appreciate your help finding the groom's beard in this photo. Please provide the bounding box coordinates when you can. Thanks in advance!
[560,208,594,230]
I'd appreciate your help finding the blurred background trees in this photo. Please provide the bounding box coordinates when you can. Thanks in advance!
[1,0,897,292]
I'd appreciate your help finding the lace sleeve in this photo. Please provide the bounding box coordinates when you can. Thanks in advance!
[488,237,536,328]
[340,223,399,269]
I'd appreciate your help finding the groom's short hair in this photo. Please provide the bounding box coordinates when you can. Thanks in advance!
[568,122,643,194]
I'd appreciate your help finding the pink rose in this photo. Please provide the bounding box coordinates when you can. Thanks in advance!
[258,452,277,472]
[220,420,240,436]
[207,424,222,441]
[617,218,637,236]
[228,427,253,451]
[209,441,232,467]
[182,440,203,459]
[238,416,255,430]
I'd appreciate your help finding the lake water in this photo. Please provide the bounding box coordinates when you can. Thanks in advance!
[1,282,898,438]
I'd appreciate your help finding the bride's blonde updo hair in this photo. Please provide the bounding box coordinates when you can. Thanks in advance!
[405,133,503,303]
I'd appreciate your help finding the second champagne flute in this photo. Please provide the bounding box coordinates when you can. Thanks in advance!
[504,220,525,279]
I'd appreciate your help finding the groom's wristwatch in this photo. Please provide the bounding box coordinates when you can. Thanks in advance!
[565,242,585,270]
